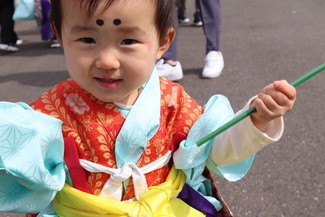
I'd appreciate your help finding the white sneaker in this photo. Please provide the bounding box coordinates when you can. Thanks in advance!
[202,51,224,78]
[16,38,23,45]
[0,43,19,52]
[50,39,61,48]
[192,21,203,27]
[155,59,183,81]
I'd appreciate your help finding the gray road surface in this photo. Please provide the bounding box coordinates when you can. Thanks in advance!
[1,0,324,216]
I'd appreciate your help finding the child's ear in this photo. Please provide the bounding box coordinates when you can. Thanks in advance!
[156,27,176,60]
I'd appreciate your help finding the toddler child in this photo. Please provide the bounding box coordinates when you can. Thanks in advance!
[0,0,296,216]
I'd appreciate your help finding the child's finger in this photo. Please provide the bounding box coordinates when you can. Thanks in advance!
[264,89,292,108]
[254,95,278,118]
[255,91,292,119]
[273,80,297,100]
[257,92,278,112]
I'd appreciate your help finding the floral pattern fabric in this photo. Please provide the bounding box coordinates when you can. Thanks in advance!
[0,71,244,217]
[31,77,203,199]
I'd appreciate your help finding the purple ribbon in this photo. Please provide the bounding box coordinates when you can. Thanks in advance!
[177,183,218,217]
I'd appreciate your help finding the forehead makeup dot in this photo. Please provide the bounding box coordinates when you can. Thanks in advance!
[113,19,122,25]
[96,19,104,26]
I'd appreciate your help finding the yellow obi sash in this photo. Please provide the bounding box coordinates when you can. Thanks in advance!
[53,166,204,217]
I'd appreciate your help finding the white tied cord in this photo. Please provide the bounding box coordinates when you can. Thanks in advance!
[80,151,172,201]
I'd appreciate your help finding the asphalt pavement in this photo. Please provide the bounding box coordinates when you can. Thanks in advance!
[1,0,324,216]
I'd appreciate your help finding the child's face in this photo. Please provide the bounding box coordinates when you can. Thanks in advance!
[59,0,172,105]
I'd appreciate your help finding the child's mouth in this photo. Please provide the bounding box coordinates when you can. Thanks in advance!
[95,77,122,88]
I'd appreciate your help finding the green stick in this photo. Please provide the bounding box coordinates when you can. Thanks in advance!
[196,63,325,146]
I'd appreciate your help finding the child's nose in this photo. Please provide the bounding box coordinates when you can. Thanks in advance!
[95,49,120,70]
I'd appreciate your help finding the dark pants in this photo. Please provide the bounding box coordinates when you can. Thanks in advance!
[177,0,186,15]
[163,0,179,61]
[197,0,221,53]
[163,0,221,61]
[0,0,18,44]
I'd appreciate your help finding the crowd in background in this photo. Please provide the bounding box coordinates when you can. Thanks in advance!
[1,0,222,80]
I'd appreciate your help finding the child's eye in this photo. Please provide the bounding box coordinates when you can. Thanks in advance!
[121,39,137,45]
[78,37,96,44]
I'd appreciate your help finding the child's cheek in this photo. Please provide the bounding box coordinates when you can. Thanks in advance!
[66,40,73,48]
[62,38,74,48]
[146,42,153,51]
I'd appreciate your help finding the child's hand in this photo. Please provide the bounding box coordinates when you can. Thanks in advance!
[250,80,296,131]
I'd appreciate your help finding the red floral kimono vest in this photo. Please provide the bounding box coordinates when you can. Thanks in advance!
[27,77,233,217]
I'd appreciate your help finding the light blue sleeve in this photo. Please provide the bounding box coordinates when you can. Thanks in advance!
[173,94,254,181]
[173,95,255,210]
[0,102,66,213]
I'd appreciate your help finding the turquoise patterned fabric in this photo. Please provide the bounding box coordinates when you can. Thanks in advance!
[173,95,255,210]
[0,78,254,214]
[0,102,65,213]
[115,69,160,168]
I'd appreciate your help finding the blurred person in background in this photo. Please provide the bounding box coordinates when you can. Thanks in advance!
[192,0,203,27]
[177,0,190,24]
[157,0,224,80]
[0,0,20,52]
[35,0,60,48]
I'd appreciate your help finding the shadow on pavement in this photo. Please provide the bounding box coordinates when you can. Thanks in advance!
[0,70,69,88]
